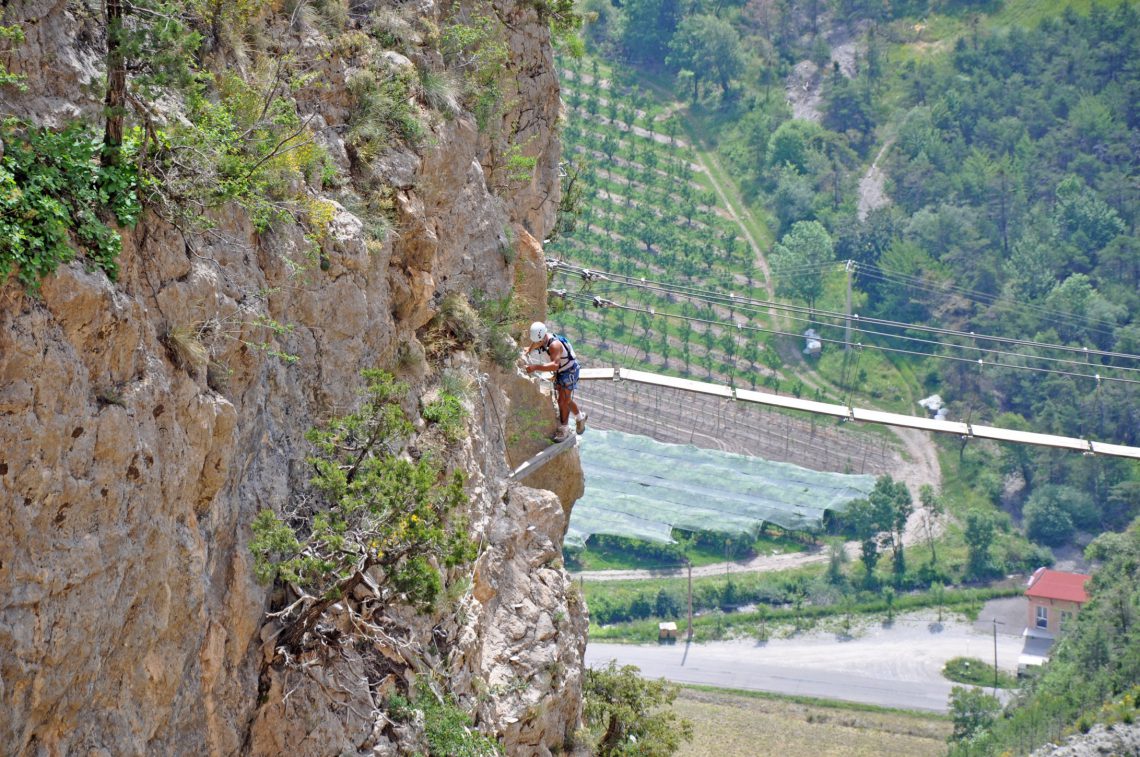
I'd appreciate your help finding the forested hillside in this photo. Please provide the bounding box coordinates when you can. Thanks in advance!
[839,4,1140,547]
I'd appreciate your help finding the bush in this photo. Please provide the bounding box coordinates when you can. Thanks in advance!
[147,68,328,235]
[949,686,1002,742]
[346,67,424,158]
[388,680,502,756]
[583,662,693,756]
[250,370,478,642]
[417,682,502,756]
[423,393,469,443]
[0,120,140,290]
[1024,492,1075,546]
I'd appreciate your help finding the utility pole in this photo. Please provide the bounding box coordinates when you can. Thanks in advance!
[686,560,693,642]
[845,260,854,351]
[992,618,1005,692]
[725,538,730,585]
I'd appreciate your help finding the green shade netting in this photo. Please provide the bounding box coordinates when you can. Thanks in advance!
[566,429,877,548]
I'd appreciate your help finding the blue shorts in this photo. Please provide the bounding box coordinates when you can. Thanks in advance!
[555,363,580,392]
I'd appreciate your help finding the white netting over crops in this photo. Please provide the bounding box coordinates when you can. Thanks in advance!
[566,429,877,548]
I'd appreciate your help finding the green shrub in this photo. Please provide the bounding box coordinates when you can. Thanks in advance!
[417,682,503,756]
[0,120,140,290]
[346,67,424,158]
[473,292,521,369]
[583,662,693,756]
[417,66,461,116]
[439,0,509,131]
[423,393,469,443]
[146,68,326,234]
[942,657,1018,689]
[250,370,478,617]
[949,686,1001,742]
[386,681,502,756]
[440,368,474,400]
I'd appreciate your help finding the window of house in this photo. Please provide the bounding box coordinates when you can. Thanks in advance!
[1061,610,1073,630]
[1036,605,1048,629]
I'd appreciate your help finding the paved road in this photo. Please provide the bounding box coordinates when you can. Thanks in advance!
[586,611,1022,713]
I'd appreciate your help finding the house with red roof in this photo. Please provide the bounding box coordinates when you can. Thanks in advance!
[1018,567,1092,673]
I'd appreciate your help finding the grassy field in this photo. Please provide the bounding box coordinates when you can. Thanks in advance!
[588,581,1026,642]
[672,686,951,757]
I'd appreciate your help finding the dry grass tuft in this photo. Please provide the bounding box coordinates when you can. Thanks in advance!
[422,293,481,359]
[166,325,208,373]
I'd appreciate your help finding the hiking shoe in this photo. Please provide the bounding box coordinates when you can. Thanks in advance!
[575,413,588,435]
[552,425,573,443]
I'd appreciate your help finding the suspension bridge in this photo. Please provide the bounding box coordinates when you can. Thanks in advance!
[574,366,1140,460]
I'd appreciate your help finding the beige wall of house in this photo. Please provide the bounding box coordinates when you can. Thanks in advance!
[1026,597,1083,635]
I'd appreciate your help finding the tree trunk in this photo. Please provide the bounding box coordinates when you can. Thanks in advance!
[102,0,126,167]
[278,564,372,651]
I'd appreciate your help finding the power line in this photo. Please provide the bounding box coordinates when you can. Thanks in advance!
[550,261,1140,367]
[561,291,1140,387]
[573,282,1140,376]
[557,282,1140,382]
[554,257,1132,360]
[858,264,1123,338]
[768,261,847,275]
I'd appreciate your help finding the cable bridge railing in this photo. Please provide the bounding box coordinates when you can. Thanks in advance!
[577,367,1140,461]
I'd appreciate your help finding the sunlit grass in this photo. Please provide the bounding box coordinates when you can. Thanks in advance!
[673,687,951,757]
[814,347,922,414]
[990,0,1137,29]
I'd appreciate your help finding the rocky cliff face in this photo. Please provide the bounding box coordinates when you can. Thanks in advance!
[0,1,586,754]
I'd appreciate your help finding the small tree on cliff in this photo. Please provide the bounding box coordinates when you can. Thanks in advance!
[250,370,478,650]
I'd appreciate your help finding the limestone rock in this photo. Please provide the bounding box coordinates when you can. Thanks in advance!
[459,485,588,757]
[512,225,549,330]
[1031,722,1140,757]
[0,0,582,754]
[496,365,560,469]
[0,0,103,125]
[518,441,586,525]
[247,648,376,756]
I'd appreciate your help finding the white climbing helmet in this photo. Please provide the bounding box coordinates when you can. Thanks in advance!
[529,321,547,343]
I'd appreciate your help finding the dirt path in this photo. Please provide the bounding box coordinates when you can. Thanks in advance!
[892,426,945,544]
[857,137,894,220]
[690,148,776,304]
[573,548,830,582]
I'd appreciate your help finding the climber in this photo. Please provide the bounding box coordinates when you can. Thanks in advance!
[523,321,587,442]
